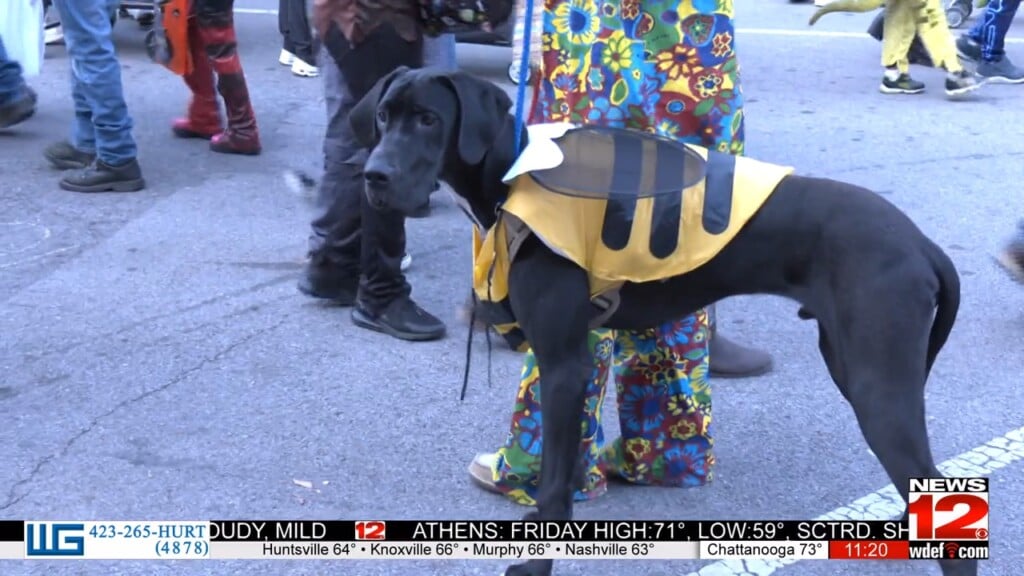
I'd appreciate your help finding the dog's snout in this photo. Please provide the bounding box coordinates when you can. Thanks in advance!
[364,169,390,188]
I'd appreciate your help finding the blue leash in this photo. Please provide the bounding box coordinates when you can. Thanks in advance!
[513,0,535,153]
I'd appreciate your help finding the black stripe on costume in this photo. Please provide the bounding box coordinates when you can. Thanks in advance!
[702,151,736,235]
[648,146,685,259]
[600,135,644,251]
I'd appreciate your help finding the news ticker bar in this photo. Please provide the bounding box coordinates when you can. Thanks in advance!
[0,521,989,561]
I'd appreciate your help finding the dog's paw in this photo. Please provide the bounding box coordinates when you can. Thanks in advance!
[282,169,318,203]
[504,559,553,576]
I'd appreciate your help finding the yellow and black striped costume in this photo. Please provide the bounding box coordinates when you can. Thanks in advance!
[472,143,794,351]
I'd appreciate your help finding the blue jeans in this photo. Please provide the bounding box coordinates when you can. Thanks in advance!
[52,0,137,165]
[423,35,457,71]
[968,0,1022,62]
[0,34,26,106]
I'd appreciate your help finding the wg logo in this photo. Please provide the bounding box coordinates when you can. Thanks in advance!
[26,523,85,556]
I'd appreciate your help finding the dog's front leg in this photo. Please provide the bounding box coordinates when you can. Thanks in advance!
[504,251,593,576]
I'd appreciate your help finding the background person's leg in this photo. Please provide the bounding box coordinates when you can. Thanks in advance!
[0,35,26,104]
[0,35,35,128]
[607,313,713,488]
[966,0,1024,81]
[51,0,144,191]
[195,0,262,154]
[52,0,137,166]
[280,0,317,76]
[300,46,364,302]
[311,24,443,341]
[422,34,457,71]
[880,1,925,93]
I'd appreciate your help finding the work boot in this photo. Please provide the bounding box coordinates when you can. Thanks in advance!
[199,24,261,155]
[352,296,446,342]
[996,222,1024,283]
[709,331,774,379]
[59,159,146,193]
[707,306,773,379]
[172,22,223,139]
[44,141,97,170]
[0,85,37,129]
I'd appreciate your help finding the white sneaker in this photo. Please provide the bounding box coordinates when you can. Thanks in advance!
[400,253,412,272]
[291,58,319,78]
[278,49,295,66]
[45,24,64,45]
[814,0,831,5]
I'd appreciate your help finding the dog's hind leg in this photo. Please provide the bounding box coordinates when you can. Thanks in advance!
[831,299,976,576]
[504,246,595,576]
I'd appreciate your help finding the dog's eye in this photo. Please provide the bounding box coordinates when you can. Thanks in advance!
[419,113,437,127]
[376,109,388,124]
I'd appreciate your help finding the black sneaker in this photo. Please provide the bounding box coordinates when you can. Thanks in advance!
[976,57,1024,84]
[297,261,359,304]
[956,35,982,63]
[996,224,1024,283]
[352,297,446,341]
[59,159,146,193]
[0,86,37,129]
[945,69,983,98]
[44,141,97,170]
[880,72,925,94]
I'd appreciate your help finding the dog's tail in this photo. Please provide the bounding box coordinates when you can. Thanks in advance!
[808,0,885,26]
[925,242,961,377]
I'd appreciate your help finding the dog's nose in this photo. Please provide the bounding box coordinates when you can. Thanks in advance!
[364,170,390,188]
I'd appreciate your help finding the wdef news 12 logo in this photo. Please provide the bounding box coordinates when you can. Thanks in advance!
[907,477,989,561]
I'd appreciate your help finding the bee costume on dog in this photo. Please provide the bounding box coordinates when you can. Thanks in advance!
[472,124,793,352]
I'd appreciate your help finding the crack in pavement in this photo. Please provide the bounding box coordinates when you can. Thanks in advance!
[0,314,290,513]
[8,272,297,364]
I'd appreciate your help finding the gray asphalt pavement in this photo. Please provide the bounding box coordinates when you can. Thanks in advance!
[1,1,1023,576]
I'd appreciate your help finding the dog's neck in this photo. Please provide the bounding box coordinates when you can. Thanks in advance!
[442,116,522,231]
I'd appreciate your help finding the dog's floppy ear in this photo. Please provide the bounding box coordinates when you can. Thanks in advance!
[442,71,514,165]
[350,66,411,149]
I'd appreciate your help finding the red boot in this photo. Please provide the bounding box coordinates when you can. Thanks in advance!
[172,21,222,140]
[198,23,261,155]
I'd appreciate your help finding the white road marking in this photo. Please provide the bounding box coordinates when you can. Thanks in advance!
[687,425,1024,576]
[231,9,1024,44]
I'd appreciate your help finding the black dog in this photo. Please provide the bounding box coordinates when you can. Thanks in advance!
[350,67,971,576]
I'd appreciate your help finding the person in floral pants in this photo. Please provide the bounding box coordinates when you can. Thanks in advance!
[469,0,757,505]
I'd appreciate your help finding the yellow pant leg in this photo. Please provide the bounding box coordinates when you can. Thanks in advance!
[882,0,919,73]
[916,0,963,71]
